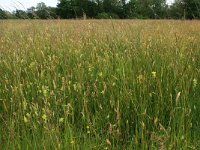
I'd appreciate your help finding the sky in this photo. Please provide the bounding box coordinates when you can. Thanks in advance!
[0,0,174,12]
[0,0,58,11]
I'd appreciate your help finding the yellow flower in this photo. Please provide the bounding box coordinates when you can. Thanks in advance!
[99,72,103,77]
[70,140,75,144]
[29,62,36,68]
[42,114,47,121]
[152,71,156,78]
[59,118,64,123]
[42,86,49,98]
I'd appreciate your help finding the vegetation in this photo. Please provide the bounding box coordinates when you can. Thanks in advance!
[0,20,200,149]
[1,0,200,19]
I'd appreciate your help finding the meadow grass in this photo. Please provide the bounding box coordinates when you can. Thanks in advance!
[0,20,200,149]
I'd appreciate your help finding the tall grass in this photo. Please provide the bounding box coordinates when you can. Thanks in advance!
[0,20,199,149]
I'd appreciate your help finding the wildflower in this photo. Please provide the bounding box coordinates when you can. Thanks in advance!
[42,86,49,97]
[98,72,103,77]
[73,84,77,91]
[152,71,156,78]
[70,140,75,144]
[89,67,92,72]
[20,59,25,64]
[149,92,152,97]
[42,114,47,121]
[106,115,110,119]
[29,62,36,69]
[86,125,90,134]
[101,90,105,95]
[181,136,184,140]
[59,118,64,123]
[193,78,197,88]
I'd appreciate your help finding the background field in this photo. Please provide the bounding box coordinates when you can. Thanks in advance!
[0,20,200,149]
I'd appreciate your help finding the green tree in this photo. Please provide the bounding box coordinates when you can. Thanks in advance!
[95,0,104,13]
[35,2,50,19]
[27,7,37,19]
[125,0,140,18]
[169,0,200,19]
[169,1,185,19]
[14,10,28,19]
[135,0,167,19]
[57,0,76,18]
[103,0,122,14]
[0,9,8,19]
[151,0,168,18]
[75,0,98,18]
[182,0,200,19]
[57,0,98,19]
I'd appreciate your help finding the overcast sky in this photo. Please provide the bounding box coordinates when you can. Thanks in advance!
[0,0,174,11]
[0,0,58,11]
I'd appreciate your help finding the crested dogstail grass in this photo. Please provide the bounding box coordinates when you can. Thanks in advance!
[0,20,200,149]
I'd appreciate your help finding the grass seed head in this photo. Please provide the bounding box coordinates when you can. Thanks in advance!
[24,116,28,123]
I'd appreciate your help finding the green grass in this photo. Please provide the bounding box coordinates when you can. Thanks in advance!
[0,20,200,149]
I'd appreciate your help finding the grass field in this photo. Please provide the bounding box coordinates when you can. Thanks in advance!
[0,20,200,149]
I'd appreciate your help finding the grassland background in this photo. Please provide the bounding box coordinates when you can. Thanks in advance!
[0,20,200,149]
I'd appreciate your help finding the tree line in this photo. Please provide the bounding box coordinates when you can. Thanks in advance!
[0,0,200,19]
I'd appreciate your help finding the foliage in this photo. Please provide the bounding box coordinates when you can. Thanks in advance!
[57,0,98,19]
[168,1,185,19]
[181,0,200,19]
[96,12,119,19]
[0,9,8,19]
[14,10,29,19]
[1,0,200,19]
